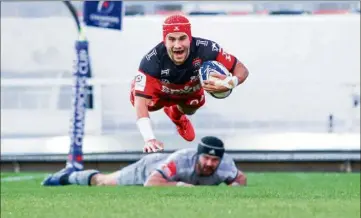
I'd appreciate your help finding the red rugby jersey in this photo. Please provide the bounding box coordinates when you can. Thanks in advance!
[133,37,238,100]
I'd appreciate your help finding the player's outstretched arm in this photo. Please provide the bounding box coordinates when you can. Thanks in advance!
[201,40,249,92]
[144,171,193,187]
[134,96,164,153]
[134,95,151,119]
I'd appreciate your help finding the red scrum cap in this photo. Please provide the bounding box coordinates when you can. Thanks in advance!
[162,14,192,42]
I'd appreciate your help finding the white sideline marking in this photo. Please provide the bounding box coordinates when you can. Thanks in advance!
[1,175,48,182]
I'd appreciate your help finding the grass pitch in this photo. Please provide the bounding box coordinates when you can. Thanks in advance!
[1,172,360,218]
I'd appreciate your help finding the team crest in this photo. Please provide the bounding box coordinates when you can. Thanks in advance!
[192,58,202,68]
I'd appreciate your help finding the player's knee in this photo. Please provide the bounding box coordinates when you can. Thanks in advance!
[148,105,164,112]
[177,105,198,115]
[184,110,196,115]
[91,174,117,186]
[90,174,105,186]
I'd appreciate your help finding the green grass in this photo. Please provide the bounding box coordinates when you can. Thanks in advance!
[1,173,360,218]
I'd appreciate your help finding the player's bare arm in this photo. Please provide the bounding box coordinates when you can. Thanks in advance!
[132,70,165,153]
[228,170,247,186]
[134,95,151,118]
[134,96,164,153]
[144,171,193,187]
[134,95,158,151]
[134,95,164,153]
[201,39,249,93]
[231,60,249,87]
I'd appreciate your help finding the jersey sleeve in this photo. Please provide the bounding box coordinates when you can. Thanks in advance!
[201,40,238,73]
[216,154,239,185]
[155,152,185,181]
[134,49,161,99]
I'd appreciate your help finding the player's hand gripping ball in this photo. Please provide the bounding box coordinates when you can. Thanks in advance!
[199,61,234,99]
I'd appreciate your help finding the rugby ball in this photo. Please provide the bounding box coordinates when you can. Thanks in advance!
[199,60,232,99]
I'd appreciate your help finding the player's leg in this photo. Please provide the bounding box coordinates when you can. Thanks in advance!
[89,171,119,186]
[163,104,198,141]
[42,167,99,186]
[42,168,131,187]
[43,157,147,187]
[92,158,146,186]
[42,168,122,186]
[164,90,205,141]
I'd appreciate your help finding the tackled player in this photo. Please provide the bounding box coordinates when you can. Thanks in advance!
[130,14,249,153]
[42,136,247,187]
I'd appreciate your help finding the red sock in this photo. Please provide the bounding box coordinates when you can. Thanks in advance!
[171,105,183,120]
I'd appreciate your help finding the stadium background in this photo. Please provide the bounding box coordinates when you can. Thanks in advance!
[1,1,360,172]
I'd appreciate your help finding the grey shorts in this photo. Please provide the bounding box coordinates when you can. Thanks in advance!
[115,159,146,186]
[115,153,170,186]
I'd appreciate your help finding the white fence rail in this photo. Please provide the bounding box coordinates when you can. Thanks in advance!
[1,78,359,137]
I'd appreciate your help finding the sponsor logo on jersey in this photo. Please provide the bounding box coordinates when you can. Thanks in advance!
[196,39,208,47]
[161,69,170,77]
[161,84,201,95]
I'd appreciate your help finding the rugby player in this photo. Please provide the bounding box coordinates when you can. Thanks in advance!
[130,14,249,153]
[42,136,247,187]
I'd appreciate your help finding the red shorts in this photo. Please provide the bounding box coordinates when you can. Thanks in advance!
[130,82,205,112]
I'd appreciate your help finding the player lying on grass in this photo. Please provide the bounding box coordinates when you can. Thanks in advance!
[42,136,247,187]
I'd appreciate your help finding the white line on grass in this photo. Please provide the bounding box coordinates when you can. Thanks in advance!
[1,174,48,182]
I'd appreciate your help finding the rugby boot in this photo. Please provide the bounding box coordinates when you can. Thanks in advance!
[41,167,76,186]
